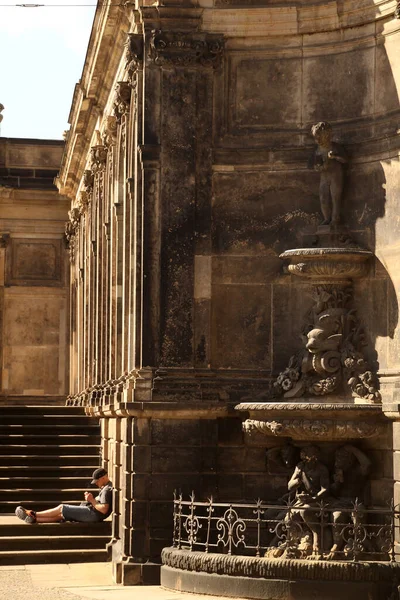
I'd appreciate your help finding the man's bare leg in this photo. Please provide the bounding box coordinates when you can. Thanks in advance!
[35,504,64,523]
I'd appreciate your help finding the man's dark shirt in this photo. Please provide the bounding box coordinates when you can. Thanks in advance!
[94,481,113,520]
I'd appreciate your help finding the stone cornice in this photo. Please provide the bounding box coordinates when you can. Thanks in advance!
[200,0,399,36]
[85,401,231,419]
[57,3,130,200]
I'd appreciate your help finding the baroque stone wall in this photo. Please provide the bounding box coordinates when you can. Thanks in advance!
[58,0,400,584]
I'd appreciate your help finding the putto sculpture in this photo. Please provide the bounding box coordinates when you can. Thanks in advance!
[309,121,348,226]
[264,443,373,561]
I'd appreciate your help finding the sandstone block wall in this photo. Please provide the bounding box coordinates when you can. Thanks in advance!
[0,138,69,398]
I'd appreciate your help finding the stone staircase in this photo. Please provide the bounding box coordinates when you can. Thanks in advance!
[0,405,111,564]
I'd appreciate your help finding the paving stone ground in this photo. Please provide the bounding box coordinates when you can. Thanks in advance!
[0,563,240,600]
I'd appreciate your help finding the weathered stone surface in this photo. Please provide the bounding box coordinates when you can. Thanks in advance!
[56,0,400,586]
[211,284,271,369]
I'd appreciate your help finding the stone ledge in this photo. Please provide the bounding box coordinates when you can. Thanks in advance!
[85,401,232,419]
[161,547,400,582]
[161,564,392,600]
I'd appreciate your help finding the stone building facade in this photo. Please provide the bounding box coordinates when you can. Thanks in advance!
[0,138,69,400]
[57,0,400,590]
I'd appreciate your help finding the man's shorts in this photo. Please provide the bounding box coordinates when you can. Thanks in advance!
[61,504,104,522]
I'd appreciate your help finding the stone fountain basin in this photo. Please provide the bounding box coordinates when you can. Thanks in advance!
[235,400,385,441]
[279,247,373,280]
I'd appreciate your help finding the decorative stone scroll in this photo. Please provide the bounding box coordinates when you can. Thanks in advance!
[272,248,380,403]
[102,115,117,148]
[65,207,81,261]
[395,1,400,18]
[125,33,144,83]
[272,284,380,402]
[149,31,224,69]
[90,136,108,173]
[113,81,132,124]
[83,169,94,193]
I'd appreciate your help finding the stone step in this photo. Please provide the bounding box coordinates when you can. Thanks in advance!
[0,548,108,565]
[0,500,85,512]
[0,425,99,435]
[0,445,100,456]
[1,535,110,551]
[0,488,96,500]
[0,517,111,537]
[0,477,93,489]
[0,416,95,425]
[0,435,101,445]
[0,455,99,466]
[0,466,97,478]
[0,406,105,564]
[0,406,86,414]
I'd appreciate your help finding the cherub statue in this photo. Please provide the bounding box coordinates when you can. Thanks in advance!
[326,445,371,560]
[287,445,331,559]
[310,121,348,226]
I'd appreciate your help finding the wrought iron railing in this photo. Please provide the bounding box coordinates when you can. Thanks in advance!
[171,492,400,562]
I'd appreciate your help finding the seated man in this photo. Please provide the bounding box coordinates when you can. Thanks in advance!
[15,468,113,524]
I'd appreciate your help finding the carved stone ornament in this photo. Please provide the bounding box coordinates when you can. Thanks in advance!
[102,115,118,147]
[271,248,379,403]
[113,81,131,124]
[0,103,4,124]
[125,33,144,83]
[270,284,380,402]
[0,185,14,200]
[83,169,94,192]
[243,418,383,441]
[90,141,108,174]
[77,190,90,214]
[281,248,372,283]
[395,1,400,18]
[236,402,384,441]
[149,30,224,69]
[65,207,81,261]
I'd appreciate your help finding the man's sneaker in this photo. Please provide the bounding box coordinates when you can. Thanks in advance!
[15,506,36,524]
